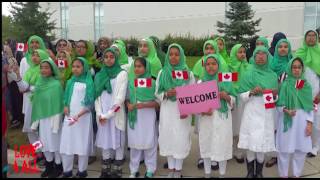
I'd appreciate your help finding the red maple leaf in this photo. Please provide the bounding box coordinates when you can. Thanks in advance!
[139,80,145,85]
[266,95,272,102]
[224,74,230,79]
[19,45,23,49]
[176,72,181,77]
[59,61,64,66]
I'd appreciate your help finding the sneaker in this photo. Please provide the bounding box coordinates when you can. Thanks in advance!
[62,171,73,178]
[197,158,204,169]
[265,157,277,168]
[129,172,140,178]
[145,171,153,178]
[307,152,316,158]
[73,171,88,178]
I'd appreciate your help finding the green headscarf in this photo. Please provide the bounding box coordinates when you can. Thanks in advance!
[249,36,273,65]
[238,46,278,94]
[201,54,237,115]
[25,35,47,66]
[157,43,191,101]
[277,58,313,132]
[23,49,50,85]
[149,36,166,66]
[64,57,95,107]
[56,50,73,88]
[31,59,63,122]
[229,44,252,91]
[270,39,293,76]
[94,48,123,99]
[214,37,231,65]
[76,40,102,69]
[128,57,156,129]
[295,30,320,75]
[111,41,129,65]
[192,40,229,79]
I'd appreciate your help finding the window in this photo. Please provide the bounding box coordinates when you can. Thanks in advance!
[60,2,69,39]
[94,2,104,42]
[304,2,320,33]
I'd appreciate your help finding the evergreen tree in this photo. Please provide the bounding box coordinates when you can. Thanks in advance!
[9,2,56,42]
[217,2,261,51]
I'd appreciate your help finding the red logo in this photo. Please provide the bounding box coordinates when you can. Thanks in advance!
[12,144,41,174]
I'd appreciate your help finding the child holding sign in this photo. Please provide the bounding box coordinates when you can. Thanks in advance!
[94,48,128,178]
[198,54,237,178]
[60,57,94,178]
[156,43,195,178]
[276,57,314,178]
[237,46,278,178]
[126,57,159,178]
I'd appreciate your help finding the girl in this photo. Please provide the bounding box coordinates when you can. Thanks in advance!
[214,37,231,65]
[55,50,72,88]
[149,36,166,66]
[238,46,278,178]
[60,57,95,178]
[110,40,130,71]
[95,37,111,62]
[296,30,320,157]
[276,57,314,178]
[229,44,252,164]
[30,59,64,178]
[75,40,101,75]
[156,43,195,178]
[94,48,128,178]
[55,39,73,54]
[192,40,228,80]
[269,32,287,56]
[249,36,273,65]
[127,57,159,178]
[198,54,237,178]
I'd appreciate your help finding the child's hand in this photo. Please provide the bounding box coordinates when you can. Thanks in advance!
[201,108,213,116]
[127,103,135,112]
[167,88,176,97]
[251,86,263,95]
[285,109,296,117]
[99,116,107,125]
[305,122,312,136]
[64,107,69,116]
[135,103,145,109]
[180,114,188,119]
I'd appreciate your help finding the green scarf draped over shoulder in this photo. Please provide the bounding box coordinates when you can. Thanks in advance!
[112,40,129,65]
[238,46,278,94]
[277,58,313,132]
[23,49,50,85]
[64,57,95,107]
[270,39,293,76]
[128,58,156,129]
[201,54,237,115]
[157,43,191,101]
[295,30,320,75]
[31,59,63,122]
[25,35,47,66]
[94,48,123,99]
[214,37,231,65]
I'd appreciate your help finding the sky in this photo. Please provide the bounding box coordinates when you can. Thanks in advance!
[2,2,12,16]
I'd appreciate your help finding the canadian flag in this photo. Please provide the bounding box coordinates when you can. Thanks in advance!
[55,59,68,68]
[218,72,238,82]
[278,73,287,83]
[32,140,43,151]
[263,89,275,109]
[172,70,189,80]
[16,43,28,52]
[295,79,305,89]
[134,78,152,88]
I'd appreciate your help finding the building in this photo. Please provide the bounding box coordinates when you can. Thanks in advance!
[39,2,320,50]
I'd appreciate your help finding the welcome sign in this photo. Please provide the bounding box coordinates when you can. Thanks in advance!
[175,80,221,115]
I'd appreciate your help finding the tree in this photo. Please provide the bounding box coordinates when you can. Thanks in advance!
[216,2,261,51]
[9,2,56,42]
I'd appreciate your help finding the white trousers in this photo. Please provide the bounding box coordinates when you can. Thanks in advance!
[61,154,88,172]
[204,158,227,176]
[246,150,265,163]
[167,156,184,171]
[43,151,61,164]
[129,145,157,173]
[277,151,306,177]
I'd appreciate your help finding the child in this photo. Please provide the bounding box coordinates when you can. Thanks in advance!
[249,36,273,65]
[110,40,130,71]
[198,54,237,178]
[94,48,128,178]
[127,57,159,178]
[237,46,278,178]
[276,57,314,177]
[55,50,72,88]
[75,40,101,75]
[30,59,64,178]
[214,37,231,65]
[229,44,252,164]
[156,43,195,178]
[60,57,95,178]
[149,36,166,66]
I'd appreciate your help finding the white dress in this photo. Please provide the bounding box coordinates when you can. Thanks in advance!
[39,114,63,152]
[198,80,235,161]
[155,70,195,159]
[276,108,313,153]
[231,95,245,136]
[60,82,94,156]
[238,91,276,152]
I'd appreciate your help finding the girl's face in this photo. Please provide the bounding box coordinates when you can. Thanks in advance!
[277,42,289,57]
[237,47,246,61]
[305,31,317,46]
[256,40,265,47]
[30,39,40,51]
[103,51,115,67]
[75,42,87,56]
[40,62,52,77]
[134,60,146,77]
[99,41,109,51]
[57,52,67,60]
[217,39,224,51]
[57,40,68,53]
[205,58,219,75]
[169,47,180,66]
[72,60,84,76]
[291,59,303,78]
[204,44,215,55]
[31,52,41,65]
[255,51,267,65]
[139,41,149,57]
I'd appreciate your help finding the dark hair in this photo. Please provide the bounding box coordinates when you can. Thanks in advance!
[134,57,147,68]
[291,57,304,69]
[77,40,88,49]
[73,58,85,67]
[41,61,54,75]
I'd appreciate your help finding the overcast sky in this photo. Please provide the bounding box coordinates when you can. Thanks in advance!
[2,2,12,16]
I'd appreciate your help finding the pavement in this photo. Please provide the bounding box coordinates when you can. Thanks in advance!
[6,127,320,178]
